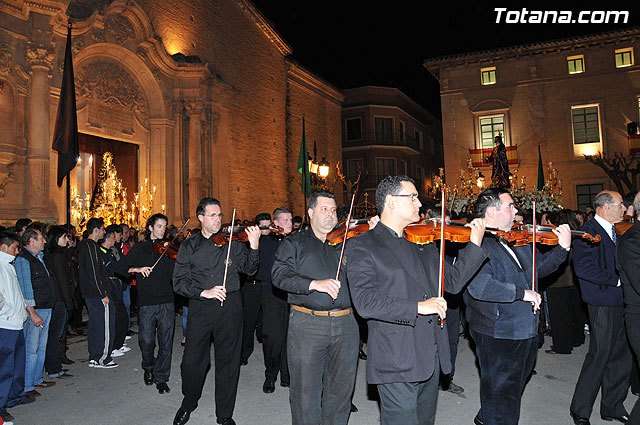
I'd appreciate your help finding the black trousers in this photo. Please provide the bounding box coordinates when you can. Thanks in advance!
[110,279,128,351]
[626,313,640,423]
[138,302,175,383]
[471,330,537,425]
[180,292,242,419]
[546,286,585,353]
[570,305,631,419]
[241,279,262,360]
[261,291,289,384]
[44,301,68,375]
[378,350,440,425]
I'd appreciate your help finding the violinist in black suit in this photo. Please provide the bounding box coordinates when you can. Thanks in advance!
[346,175,487,425]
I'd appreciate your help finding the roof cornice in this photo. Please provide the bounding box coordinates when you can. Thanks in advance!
[237,0,292,56]
[424,27,640,73]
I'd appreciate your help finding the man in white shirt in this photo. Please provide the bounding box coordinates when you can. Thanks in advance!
[0,232,31,423]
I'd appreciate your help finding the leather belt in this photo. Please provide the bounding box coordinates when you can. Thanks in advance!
[291,305,352,317]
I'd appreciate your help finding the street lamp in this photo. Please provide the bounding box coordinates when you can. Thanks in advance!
[318,157,330,179]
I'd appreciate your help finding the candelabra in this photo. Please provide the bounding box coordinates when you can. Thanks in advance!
[433,159,563,216]
[70,152,162,231]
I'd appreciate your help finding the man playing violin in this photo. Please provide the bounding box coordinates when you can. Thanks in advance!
[465,187,571,425]
[172,198,260,425]
[346,175,488,425]
[272,191,358,425]
[114,213,175,395]
[257,207,293,393]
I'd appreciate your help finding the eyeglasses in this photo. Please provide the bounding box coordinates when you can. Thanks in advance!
[203,213,224,218]
[392,193,420,202]
[609,202,625,208]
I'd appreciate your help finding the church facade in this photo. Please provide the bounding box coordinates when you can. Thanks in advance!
[0,0,343,226]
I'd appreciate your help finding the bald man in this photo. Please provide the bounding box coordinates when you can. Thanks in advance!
[570,190,632,425]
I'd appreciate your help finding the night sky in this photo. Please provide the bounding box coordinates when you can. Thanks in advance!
[252,2,640,117]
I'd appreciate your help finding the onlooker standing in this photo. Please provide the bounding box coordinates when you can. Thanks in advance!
[13,227,57,396]
[0,232,32,424]
[43,226,75,379]
[99,226,129,359]
[14,219,32,237]
[78,218,117,369]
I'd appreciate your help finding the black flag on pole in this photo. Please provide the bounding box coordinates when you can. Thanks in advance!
[52,23,79,188]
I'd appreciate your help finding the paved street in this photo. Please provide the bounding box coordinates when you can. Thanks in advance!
[8,318,637,425]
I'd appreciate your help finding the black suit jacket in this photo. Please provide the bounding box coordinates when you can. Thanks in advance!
[573,217,622,307]
[616,221,640,314]
[345,223,487,385]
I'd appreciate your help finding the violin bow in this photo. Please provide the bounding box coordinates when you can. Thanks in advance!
[531,199,537,314]
[220,208,236,306]
[438,189,446,329]
[149,218,190,272]
[335,192,356,281]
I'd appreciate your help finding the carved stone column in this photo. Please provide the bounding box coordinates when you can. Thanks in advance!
[26,46,55,218]
[185,101,204,222]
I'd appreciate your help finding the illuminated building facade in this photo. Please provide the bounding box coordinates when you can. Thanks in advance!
[0,0,343,225]
[424,28,640,210]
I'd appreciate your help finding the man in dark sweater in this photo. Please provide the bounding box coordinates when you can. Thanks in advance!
[115,213,175,395]
[78,218,117,369]
[465,187,571,425]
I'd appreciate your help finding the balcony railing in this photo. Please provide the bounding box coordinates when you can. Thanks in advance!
[344,131,420,151]
[629,134,640,154]
[469,145,519,167]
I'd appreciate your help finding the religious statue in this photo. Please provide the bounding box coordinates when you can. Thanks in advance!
[486,132,511,188]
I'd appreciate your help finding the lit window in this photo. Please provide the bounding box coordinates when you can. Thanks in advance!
[572,105,601,144]
[615,48,634,68]
[479,115,504,149]
[481,67,496,85]
[568,55,585,74]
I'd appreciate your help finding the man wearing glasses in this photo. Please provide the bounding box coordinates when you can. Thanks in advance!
[570,191,632,425]
[346,175,488,425]
[466,187,571,425]
[172,197,260,425]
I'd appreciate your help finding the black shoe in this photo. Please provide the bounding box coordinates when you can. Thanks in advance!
[240,357,248,366]
[216,418,236,425]
[20,395,36,405]
[156,382,170,394]
[473,415,484,425]
[358,348,367,360]
[350,403,358,413]
[601,414,629,423]
[127,329,137,336]
[570,411,591,425]
[280,381,290,388]
[263,380,275,393]
[144,370,154,386]
[173,408,191,425]
[1,411,14,422]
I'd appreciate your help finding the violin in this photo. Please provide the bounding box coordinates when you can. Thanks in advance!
[403,219,601,246]
[505,224,601,246]
[326,218,372,246]
[212,225,285,246]
[152,239,180,259]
